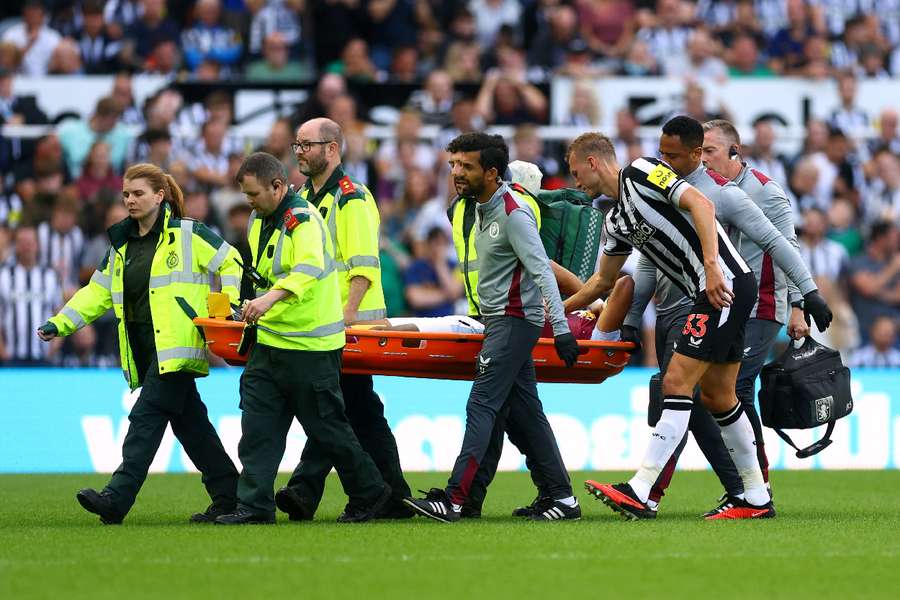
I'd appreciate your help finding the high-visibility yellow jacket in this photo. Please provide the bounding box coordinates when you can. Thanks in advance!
[48,205,242,389]
[448,185,542,316]
[297,165,386,320]
[247,188,344,351]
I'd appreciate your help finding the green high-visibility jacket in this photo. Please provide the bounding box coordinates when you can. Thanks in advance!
[448,187,542,317]
[297,165,386,320]
[48,205,242,389]
[247,189,345,351]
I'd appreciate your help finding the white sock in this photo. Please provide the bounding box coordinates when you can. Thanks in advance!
[591,328,621,342]
[557,496,577,507]
[629,396,693,503]
[715,404,770,506]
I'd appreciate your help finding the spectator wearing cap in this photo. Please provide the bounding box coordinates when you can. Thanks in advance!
[246,31,309,81]
[75,0,122,74]
[181,0,242,74]
[1,1,62,76]
[407,70,455,127]
[57,96,132,177]
[848,221,900,340]
[121,0,180,68]
[849,317,900,367]
[827,72,870,138]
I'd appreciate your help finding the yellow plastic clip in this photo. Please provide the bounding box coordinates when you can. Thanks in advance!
[207,292,232,319]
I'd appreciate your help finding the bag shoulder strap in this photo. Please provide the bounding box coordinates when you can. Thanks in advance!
[773,421,835,459]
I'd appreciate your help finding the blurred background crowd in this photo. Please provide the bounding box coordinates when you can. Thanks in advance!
[1,0,900,370]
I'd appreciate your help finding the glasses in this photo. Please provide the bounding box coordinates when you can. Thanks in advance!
[292,140,332,153]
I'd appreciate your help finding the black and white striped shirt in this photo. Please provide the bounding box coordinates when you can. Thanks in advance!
[0,263,61,362]
[603,157,751,300]
[848,344,900,368]
[37,222,85,290]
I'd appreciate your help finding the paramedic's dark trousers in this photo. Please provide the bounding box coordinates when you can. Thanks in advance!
[105,359,238,515]
[446,316,572,506]
[286,373,411,510]
[237,345,385,514]
[650,314,777,502]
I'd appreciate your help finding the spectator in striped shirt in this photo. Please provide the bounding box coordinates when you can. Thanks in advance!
[0,225,62,365]
[848,316,900,367]
[37,193,84,295]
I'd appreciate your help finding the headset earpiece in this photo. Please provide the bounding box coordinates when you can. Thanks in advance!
[729,146,739,160]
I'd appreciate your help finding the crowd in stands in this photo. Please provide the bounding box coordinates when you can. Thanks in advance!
[1,0,900,370]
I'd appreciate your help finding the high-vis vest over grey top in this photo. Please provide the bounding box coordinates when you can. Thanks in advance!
[623,164,817,328]
[474,182,568,336]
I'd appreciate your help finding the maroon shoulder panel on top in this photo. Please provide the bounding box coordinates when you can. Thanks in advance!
[503,192,520,215]
[704,168,729,186]
[750,168,771,185]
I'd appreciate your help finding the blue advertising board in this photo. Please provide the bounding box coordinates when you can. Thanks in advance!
[1,368,898,473]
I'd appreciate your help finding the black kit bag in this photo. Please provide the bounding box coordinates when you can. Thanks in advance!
[758,337,854,459]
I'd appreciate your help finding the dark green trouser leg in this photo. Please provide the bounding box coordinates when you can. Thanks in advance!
[106,367,237,514]
[286,373,409,510]
[172,378,239,506]
[104,390,169,515]
[237,345,385,514]
[236,347,295,514]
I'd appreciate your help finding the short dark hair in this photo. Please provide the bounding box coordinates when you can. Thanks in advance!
[235,152,287,187]
[870,220,895,243]
[662,116,704,149]
[446,132,509,176]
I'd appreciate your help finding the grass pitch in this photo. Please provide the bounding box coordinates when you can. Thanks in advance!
[1,470,898,599]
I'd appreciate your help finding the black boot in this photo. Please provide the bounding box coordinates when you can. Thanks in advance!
[190,502,237,524]
[76,488,125,524]
[214,507,276,525]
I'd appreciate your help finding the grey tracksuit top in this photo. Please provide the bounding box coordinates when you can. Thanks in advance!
[474,182,568,336]
[625,164,816,328]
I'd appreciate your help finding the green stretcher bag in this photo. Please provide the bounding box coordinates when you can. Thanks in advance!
[512,184,606,283]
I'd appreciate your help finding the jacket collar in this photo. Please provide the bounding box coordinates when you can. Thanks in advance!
[108,204,172,249]
[476,181,510,215]
[302,164,346,207]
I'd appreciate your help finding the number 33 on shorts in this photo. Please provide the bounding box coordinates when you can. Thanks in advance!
[682,314,709,337]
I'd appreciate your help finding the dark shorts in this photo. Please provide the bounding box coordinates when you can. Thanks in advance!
[674,272,758,364]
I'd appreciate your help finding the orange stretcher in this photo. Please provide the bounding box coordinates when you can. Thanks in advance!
[193,318,635,384]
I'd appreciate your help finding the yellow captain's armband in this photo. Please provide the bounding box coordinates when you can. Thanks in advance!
[647,164,677,189]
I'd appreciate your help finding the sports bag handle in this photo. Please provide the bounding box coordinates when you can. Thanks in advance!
[772,421,835,459]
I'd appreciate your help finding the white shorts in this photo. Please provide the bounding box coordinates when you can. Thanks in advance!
[387,316,485,335]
